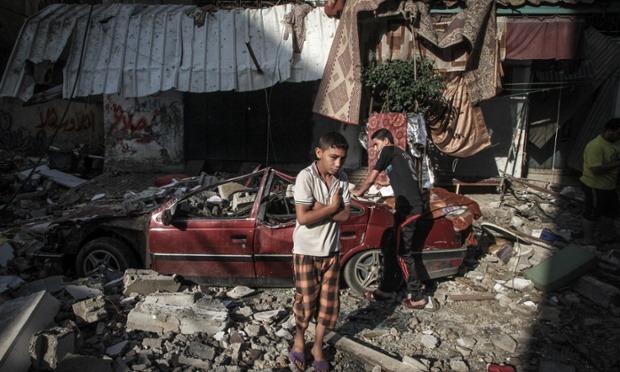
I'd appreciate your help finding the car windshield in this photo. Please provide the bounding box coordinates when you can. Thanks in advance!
[173,172,264,219]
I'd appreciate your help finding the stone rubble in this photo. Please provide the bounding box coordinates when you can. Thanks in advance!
[0,169,619,370]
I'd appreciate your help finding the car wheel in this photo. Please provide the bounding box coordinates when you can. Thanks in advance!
[343,249,382,295]
[76,237,137,280]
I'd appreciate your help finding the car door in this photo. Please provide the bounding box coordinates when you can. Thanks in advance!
[148,171,267,283]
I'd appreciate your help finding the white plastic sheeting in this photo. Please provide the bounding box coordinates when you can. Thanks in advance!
[0,3,337,101]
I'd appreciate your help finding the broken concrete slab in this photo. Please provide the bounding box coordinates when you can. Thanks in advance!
[253,309,286,324]
[226,285,257,299]
[0,291,60,372]
[179,342,216,369]
[126,292,229,335]
[19,166,88,189]
[13,276,67,298]
[72,296,107,324]
[105,340,128,357]
[65,285,103,300]
[56,353,112,372]
[493,334,518,353]
[0,276,25,293]
[29,327,77,370]
[123,269,181,296]
[307,323,413,372]
[571,275,620,311]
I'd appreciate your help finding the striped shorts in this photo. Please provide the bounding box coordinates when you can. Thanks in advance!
[292,253,341,330]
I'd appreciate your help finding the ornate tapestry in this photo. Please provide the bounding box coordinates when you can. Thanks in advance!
[312,0,386,124]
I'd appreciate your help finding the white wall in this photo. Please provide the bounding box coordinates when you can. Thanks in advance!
[104,91,184,171]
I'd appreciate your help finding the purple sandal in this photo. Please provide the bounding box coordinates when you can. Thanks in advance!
[288,350,305,371]
[313,359,330,372]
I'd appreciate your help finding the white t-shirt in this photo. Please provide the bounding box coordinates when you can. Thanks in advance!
[292,162,351,257]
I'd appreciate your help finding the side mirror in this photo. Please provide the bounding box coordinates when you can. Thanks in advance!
[160,209,172,226]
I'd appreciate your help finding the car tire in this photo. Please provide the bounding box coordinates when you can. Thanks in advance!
[343,249,383,295]
[76,237,137,279]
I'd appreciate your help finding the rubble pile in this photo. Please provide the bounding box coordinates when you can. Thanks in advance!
[0,169,619,371]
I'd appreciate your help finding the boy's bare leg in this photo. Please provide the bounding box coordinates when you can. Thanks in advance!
[293,326,306,352]
[311,323,327,361]
[290,325,306,369]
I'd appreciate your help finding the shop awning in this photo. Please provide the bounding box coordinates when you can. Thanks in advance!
[0,3,337,101]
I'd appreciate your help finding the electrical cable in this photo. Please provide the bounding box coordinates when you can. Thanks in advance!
[0,5,94,213]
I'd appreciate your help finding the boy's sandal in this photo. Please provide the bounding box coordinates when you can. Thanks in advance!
[288,350,305,371]
[364,289,392,301]
[313,359,330,372]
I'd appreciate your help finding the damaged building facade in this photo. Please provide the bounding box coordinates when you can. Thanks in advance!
[0,0,619,182]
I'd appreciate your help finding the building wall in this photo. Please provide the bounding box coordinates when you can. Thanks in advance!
[104,91,184,171]
[0,97,103,156]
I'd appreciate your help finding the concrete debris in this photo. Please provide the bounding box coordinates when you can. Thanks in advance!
[72,296,107,324]
[0,291,60,372]
[420,334,440,349]
[56,353,112,372]
[492,334,518,353]
[226,285,257,299]
[126,292,229,335]
[105,340,128,357]
[572,275,620,310]
[123,269,181,296]
[0,169,619,371]
[65,285,103,300]
[0,275,25,293]
[0,241,15,266]
[29,326,77,370]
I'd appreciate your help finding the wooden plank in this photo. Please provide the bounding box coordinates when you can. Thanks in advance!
[448,293,496,301]
[307,323,415,372]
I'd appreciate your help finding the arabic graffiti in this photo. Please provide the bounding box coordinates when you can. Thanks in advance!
[0,109,47,153]
[105,95,183,148]
[36,107,96,132]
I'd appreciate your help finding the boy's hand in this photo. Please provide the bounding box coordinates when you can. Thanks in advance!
[331,187,343,208]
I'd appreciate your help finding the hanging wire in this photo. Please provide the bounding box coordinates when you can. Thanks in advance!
[550,88,562,186]
[0,5,95,214]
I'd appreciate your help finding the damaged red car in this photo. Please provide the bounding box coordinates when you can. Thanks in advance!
[41,168,473,295]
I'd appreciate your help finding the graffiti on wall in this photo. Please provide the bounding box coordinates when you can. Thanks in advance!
[36,107,96,132]
[105,95,183,150]
[0,109,47,153]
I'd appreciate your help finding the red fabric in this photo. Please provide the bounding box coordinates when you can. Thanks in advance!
[154,174,188,187]
[487,363,516,372]
[324,0,346,18]
[366,113,408,185]
[506,19,584,60]
[429,187,482,246]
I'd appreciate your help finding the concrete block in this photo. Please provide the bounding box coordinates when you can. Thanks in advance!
[29,327,77,370]
[0,291,61,372]
[217,182,245,200]
[231,192,256,210]
[72,296,107,324]
[56,353,112,372]
[523,244,597,292]
[127,293,228,335]
[572,275,620,310]
[123,269,181,296]
[179,342,216,369]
